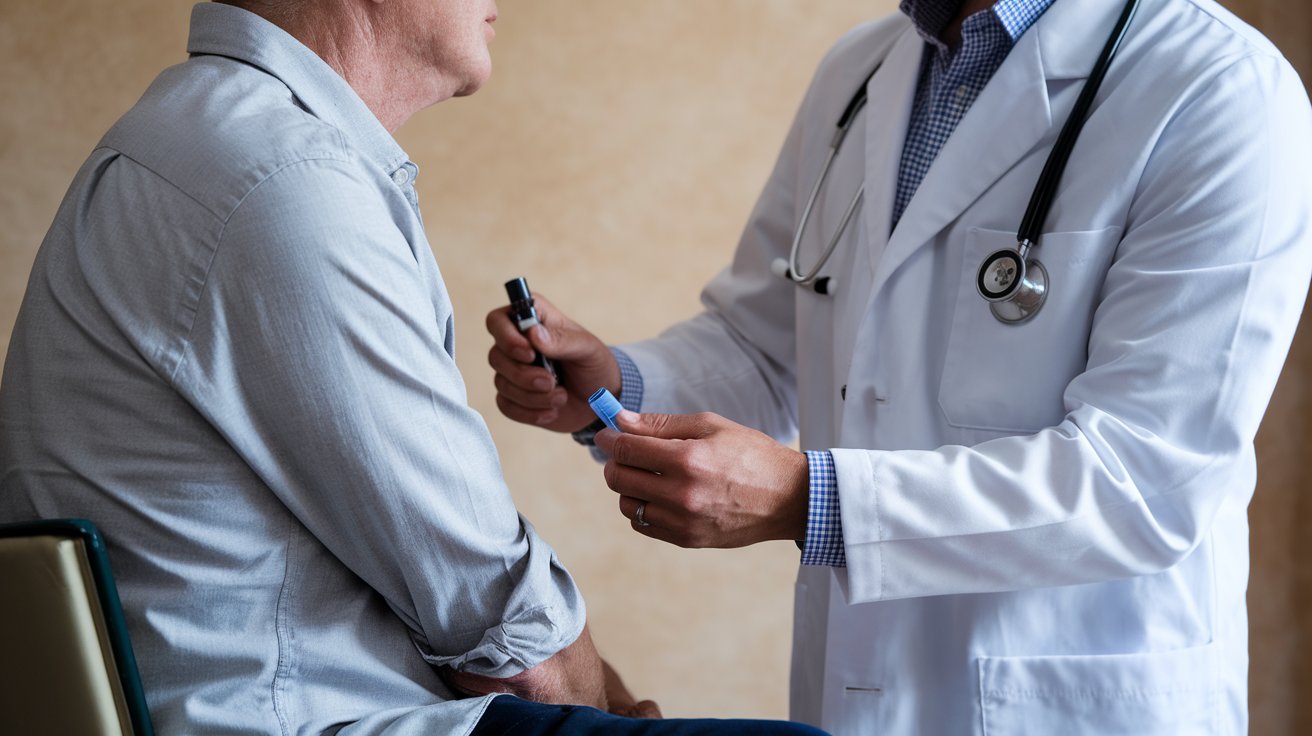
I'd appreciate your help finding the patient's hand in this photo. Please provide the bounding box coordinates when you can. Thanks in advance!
[603,659,663,718]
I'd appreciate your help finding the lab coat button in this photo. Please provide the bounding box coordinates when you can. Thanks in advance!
[392,168,411,186]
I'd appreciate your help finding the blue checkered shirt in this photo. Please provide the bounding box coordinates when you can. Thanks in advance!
[613,348,645,413]
[893,0,1055,226]
[613,0,1054,568]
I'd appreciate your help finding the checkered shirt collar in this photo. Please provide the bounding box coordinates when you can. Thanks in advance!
[898,0,1056,52]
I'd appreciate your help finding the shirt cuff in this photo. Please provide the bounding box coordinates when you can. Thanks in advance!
[800,450,846,567]
[581,348,645,457]
[612,348,643,412]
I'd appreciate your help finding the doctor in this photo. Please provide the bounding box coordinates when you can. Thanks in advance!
[487,0,1312,732]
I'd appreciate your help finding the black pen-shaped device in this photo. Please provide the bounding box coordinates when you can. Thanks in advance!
[504,277,556,379]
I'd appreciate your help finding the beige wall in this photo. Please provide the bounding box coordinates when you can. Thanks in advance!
[2,0,1309,726]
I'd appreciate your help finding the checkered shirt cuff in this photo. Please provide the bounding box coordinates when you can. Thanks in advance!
[800,450,847,567]
[583,348,644,459]
[612,348,643,413]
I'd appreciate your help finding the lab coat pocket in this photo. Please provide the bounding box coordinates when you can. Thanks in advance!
[939,226,1121,433]
[978,643,1219,736]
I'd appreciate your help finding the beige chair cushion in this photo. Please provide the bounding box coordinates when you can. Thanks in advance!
[0,535,133,735]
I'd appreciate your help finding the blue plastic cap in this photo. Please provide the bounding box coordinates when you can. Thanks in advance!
[588,387,624,432]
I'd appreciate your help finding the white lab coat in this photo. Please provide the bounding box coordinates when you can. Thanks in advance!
[620,0,1312,732]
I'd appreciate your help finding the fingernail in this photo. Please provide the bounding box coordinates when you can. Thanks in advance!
[616,410,638,425]
[531,325,550,346]
[536,411,557,426]
[550,391,568,408]
[532,376,553,391]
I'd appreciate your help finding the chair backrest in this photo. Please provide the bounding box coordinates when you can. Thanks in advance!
[0,519,154,735]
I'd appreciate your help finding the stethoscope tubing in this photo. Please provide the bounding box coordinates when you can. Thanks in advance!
[779,64,883,290]
[1017,0,1140,245]
[788,151,863,285]
[781,0,1140,318]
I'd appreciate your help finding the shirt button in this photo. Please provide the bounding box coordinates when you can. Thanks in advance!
[955,85,968,99]
[392,168,411,186]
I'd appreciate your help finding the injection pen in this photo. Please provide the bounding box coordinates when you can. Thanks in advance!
[504,277,555,379]
[588,387,624,432]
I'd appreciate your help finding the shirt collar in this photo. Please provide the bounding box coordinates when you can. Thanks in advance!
[185,2,411,176]
[899,0,1056,49]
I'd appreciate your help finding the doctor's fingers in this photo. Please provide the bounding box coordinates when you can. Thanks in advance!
[596,429,695,477]
[616,495,706,549]
[516,291,576,334]
[495,392,559,427]
[616,410,720,441]
[489,345,560,392]
[605,461,674,505]
[603,446,718,514]
[493,373,567,411]
[485,306,537,362]
[616,493,676,532]
[617,494,651,524]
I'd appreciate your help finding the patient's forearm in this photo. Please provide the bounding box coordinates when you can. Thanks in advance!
[443,623,608,709]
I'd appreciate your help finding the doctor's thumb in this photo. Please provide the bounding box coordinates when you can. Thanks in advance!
[528,321,603,363]
[528,324,553,348]
[527,324,569,358]
[622,411,715,440]
[613,410,642,432]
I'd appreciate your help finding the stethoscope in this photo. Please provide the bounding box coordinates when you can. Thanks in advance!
[773,0,1139,324]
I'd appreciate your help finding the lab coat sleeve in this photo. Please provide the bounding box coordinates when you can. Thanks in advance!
[617,17,901,442]
[835,53,1312,603]
[617,75,808,443]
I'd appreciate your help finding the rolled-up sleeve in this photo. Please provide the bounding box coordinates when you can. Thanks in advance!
[173,155,584,678]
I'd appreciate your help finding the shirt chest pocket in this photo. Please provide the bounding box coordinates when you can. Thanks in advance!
[937,226,1122,433]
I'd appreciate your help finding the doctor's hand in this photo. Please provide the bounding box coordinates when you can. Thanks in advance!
[596,411,809,548]
[486,294,620,433]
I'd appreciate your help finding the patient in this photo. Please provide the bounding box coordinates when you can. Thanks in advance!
[0,1,825,733]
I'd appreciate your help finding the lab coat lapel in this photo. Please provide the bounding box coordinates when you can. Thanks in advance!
[869,35,1051,298]
[865,0,1113,301]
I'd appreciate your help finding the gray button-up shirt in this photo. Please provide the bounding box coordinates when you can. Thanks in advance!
[0,4,584,733]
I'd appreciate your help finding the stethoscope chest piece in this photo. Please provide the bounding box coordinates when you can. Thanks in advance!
[977,247,1048,324]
